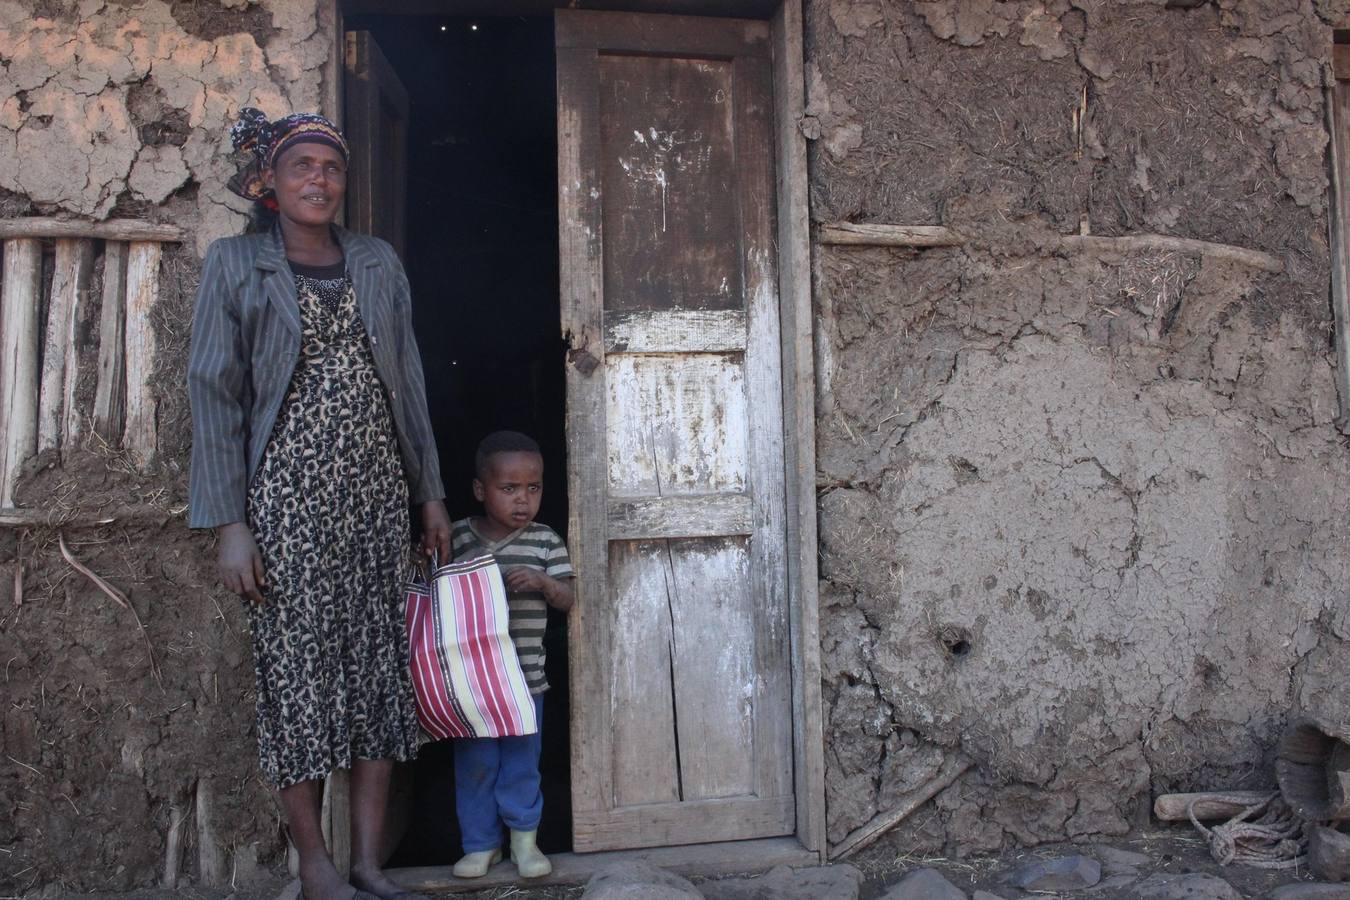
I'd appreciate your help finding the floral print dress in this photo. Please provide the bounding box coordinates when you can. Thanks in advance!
[244,259,420,788]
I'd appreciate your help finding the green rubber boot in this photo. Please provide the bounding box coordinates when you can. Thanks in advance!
[510,829,552,879]
[452,847,501,878]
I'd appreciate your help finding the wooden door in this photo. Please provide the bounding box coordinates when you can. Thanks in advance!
[345,31,409,257]
[557,10,794,852]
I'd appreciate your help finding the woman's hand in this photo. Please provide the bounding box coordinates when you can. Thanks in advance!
[217,522,266,605]
[420,500,451,564]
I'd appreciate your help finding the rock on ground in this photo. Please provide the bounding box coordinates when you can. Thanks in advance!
[1269,885,1350,900]
[1310,825,1350,882]
[582,861,703,899]
[1133,872,1242,900]
[1006,855,1102,891]
[1094,845,1152,874]
[877,867,967,900]
[1091,873,1142,893]
[700,863,862,900]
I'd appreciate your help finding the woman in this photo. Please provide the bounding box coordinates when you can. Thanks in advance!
[188,108,450,900]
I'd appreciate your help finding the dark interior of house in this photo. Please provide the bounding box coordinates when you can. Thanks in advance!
[342,12,572,863]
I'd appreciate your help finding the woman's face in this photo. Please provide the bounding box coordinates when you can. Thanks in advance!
[263,141,347,228]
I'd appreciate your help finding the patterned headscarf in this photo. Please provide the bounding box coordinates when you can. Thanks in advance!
[227,107,350,202]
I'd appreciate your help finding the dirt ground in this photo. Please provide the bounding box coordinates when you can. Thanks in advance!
[845,830,1323,899]
[25,827,1339,900]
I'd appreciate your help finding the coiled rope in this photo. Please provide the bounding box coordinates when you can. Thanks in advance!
[1188,791,1307,869]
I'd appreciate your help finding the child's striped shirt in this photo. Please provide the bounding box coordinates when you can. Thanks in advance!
[450,518,573,694]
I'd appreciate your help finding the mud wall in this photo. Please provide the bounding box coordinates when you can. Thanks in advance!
[0,0,334,892]
[809,0,1350,853]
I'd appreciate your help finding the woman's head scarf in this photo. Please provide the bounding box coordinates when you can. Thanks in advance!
[227,107,349,202]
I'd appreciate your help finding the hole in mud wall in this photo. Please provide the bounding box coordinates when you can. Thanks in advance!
[168,0,273,44]
[938,626,973,661]
[342,14,568,863]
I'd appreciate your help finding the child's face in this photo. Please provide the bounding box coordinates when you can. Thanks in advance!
[473,451,544,533]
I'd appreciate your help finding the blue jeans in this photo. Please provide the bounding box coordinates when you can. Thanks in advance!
[453,692,545,852]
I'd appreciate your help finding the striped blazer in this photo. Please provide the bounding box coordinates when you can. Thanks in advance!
[187,225,445,529]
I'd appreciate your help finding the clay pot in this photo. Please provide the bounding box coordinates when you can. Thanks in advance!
[1276,716,1350,821]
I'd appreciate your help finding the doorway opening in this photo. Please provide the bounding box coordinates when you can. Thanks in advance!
[343,12,569,863]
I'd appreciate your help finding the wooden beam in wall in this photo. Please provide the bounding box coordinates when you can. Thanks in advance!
[1327,81,1350,434]
[818,221,1284,273]
[93,241,129,444]
[123,241,162,466]
[0,218,183,242]
[818,222,963,247]
[38,239,95,453]
[0,239,42,507]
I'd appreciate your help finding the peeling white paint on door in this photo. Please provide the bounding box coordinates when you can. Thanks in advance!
[606,351,748,497]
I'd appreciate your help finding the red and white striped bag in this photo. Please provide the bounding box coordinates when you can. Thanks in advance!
[404,555,538,740]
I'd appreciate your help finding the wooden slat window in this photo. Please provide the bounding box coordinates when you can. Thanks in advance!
[0,220,179,505]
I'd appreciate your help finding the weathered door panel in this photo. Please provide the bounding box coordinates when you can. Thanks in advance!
[558,9,793,852]
[344,31,409,258]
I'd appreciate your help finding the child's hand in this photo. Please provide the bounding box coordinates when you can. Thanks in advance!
[503,567,550,593]
[503,568,575,612]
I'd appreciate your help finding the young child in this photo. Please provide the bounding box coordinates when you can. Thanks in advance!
[449,430,574,880]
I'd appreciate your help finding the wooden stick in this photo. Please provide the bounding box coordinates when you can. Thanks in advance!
[1062,234,1283,273]
[93,241,129,444]
[39,242,74,453]
[12,531,23,609]
[0,238,43,508]
[123,241,162,467]
[163,797,188,889]
[58,533,161,683]
[0,505,180,528]
[57,533,130,611]
[0,217,183,242]
[196,777,226,886]
[816,221,1285,273]
[829,755,975,860]
[61,239,95,450]
[1327,83,1350,435]
[39,239,94,452]
[818,222,962,247]
[1153,790,1277,822]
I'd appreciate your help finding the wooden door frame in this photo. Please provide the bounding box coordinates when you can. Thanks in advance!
[319,0,824,875]
[765,0,826,863]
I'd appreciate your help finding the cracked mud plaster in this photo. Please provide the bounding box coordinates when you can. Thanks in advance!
[0,0,331,252]
[808,0,1349,852]
[0,458,275,893]
[816,235,1350,850]
[806,0,1332,236]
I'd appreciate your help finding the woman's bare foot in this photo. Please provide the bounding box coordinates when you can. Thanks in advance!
[299,858,356,900]
[350,863,428,900]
